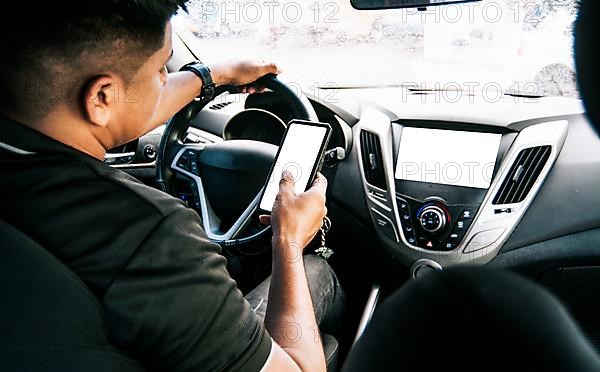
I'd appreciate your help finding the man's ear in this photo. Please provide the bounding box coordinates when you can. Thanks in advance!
[81,75,119,127]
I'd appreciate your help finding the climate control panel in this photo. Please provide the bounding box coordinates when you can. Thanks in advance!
[397,195,478,251]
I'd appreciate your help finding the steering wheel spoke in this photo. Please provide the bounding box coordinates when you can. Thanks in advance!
[171,144,262,241]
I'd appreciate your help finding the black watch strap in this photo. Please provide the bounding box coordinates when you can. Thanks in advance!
[180,60,216,101]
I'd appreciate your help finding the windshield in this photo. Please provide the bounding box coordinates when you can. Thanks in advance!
[173,0,579,97]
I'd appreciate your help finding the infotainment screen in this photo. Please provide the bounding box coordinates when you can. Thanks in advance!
[395,128,502,189]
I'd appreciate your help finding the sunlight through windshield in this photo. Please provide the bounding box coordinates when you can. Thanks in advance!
[174,0,579,97]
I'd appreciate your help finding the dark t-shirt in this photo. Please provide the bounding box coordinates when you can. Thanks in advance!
[0,117,272,371]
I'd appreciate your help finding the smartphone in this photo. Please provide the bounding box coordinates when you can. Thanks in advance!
[259,120,332,213]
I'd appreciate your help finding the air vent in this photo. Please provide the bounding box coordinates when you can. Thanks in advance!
[493,146,551,205]
[209,101,233,110]
[360,130,387,190]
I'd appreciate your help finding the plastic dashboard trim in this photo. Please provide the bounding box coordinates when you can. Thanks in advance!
[355,106,569,267]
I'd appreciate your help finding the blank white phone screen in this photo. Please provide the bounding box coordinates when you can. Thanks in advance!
[260,124,327,212]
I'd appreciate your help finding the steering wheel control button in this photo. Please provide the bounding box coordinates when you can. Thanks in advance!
[418,205,447,234]
[371,209,399,243]
[176,157,190,172]
[176,150,202,174]
[190,159,200,175]
[463,228,506,253]
[143,144,157,161]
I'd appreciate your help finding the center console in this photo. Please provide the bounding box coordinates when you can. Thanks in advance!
[392,126,507,253]
[356,107,568,268]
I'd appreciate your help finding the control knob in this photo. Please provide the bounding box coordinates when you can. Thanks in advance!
[419,205,447,233]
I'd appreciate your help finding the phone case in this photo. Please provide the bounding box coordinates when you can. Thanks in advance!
[258,119,332,214]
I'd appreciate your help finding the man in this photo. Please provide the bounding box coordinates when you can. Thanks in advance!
[0,1,343,371]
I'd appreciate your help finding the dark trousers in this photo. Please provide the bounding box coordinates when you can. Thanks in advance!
[244,254,345,338]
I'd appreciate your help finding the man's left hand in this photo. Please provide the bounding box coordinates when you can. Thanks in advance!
[209,57,282,94]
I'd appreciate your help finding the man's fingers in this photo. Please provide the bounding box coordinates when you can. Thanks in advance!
[307,173,328,195]
[259,215,271,225]
[278,170,296,196]
[247,84,266,94]
[261,61,281,75]
[240,85,264,94]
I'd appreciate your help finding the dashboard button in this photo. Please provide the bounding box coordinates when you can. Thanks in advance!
[460,208,475,220]
[454,218,472,232]
[463,228,505,253]
[443,241,458,250]
[418,238,441,250]
[397,199,410,212]
[448,232,460,242]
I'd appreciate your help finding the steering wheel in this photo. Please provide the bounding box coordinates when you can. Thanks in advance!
[156,74,318,249]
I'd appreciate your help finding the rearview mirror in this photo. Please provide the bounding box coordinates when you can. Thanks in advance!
[351,0,480,10]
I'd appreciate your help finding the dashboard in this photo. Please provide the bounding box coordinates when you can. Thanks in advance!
[358,108,567,270]
[111,85,600,273]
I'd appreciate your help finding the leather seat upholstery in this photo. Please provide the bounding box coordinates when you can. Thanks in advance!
[342,267,600,371]
[0,220,145,371]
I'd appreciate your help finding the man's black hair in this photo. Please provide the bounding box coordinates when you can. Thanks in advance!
[0,1,188,120]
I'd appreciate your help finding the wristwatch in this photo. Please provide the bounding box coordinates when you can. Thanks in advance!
[180,60,216,102]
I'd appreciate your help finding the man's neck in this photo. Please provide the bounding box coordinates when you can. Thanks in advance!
[5,109,110,161]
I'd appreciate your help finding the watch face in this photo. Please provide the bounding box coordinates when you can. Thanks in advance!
[202,85,215,101]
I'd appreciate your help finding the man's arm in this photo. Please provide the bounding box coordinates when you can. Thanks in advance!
[260,172,329,372]
[150,58,281,127]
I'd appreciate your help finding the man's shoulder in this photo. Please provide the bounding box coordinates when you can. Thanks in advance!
[84,158,186,218]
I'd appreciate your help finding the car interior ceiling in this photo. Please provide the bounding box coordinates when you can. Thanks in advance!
[2,0,600,370]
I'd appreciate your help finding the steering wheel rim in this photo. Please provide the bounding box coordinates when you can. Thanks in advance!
[156,73,318,246]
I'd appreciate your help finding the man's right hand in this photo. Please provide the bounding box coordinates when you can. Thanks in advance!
[261,170,329,372]
[259,171,328,251]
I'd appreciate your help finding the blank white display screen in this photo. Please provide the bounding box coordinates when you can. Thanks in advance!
[260,124,327,212]
[395,128,502,189]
